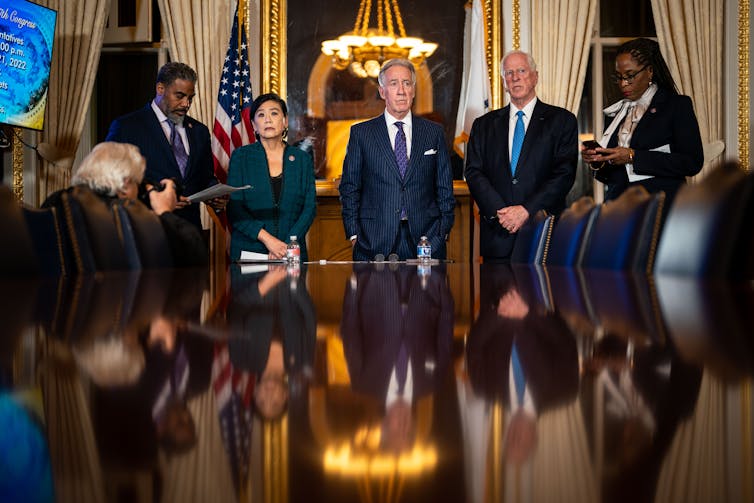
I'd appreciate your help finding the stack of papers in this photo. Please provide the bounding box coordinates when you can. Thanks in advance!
[237,250,286,263]
[237,250,287,273]
[186,183,251,203]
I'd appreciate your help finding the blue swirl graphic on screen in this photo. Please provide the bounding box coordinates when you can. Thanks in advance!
[0,393,54,502]
[0,0,57,130]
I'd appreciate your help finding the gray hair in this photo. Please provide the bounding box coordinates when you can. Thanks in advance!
[72,142,146,197]
[378,58,417,87]
[156,61,198,86]
[501,50,538,74]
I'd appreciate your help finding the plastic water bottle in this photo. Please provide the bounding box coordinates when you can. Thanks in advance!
[286,235,301,264]
[417,235,432,263]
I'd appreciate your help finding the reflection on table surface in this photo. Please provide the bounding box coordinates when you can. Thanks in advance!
[1,263,752,502]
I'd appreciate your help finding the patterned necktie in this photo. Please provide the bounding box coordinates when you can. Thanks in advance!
[394,121,408,178]
[510,110,525,175]
[511,343,525,406]
[168,120,189,177]
[396,343,409,394]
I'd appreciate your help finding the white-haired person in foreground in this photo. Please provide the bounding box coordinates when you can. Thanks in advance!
[43,141,207,267]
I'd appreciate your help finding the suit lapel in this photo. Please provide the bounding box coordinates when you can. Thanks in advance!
[501,107,511,170]
[147,106,182,176]
[406,117,427,180]
[630,88,667,146]
[372,117,401,178]
[515,101,546,174]
[183,118,198,178]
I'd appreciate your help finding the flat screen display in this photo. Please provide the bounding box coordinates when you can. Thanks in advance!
[0,0,57,131]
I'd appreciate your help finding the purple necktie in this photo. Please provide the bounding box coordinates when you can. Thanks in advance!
[168,120,188,177]
[396,343,409,394]
[394,121,408,178]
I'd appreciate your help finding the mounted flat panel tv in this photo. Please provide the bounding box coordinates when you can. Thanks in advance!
[0,0,57,131]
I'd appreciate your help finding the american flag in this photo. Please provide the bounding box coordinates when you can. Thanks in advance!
[212,342,254,493]
[211,8,254,184]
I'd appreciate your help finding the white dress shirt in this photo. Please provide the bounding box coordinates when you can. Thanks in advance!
[151,100,191,156]
[384,110,413,160]
[508,97,537,163]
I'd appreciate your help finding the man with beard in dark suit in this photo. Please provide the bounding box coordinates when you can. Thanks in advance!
[106,62,226,230]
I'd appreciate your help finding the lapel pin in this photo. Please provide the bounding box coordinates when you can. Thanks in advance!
[289,155,295,162]
[650,108,656,113]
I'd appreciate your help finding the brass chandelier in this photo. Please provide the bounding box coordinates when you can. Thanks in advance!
[320,0,438,79]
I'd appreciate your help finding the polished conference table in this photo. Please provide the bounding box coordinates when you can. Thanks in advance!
[0,262,752,502]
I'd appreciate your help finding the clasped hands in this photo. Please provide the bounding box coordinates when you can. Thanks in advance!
[497,205,528,234]
[581,145,634,170]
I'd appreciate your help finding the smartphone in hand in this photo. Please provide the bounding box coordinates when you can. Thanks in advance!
[582,140,601,150]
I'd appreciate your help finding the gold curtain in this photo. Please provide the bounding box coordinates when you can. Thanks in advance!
[160,391,237,502]
[155,0,233,126]
[532,400,599,502]
[530,0,597,114]
[651,0,725,179]
[37,0,110,202]
[40,339,106,503]
[654,372,727,501]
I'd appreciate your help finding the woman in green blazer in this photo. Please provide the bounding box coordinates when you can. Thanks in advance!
[227,93,316,261]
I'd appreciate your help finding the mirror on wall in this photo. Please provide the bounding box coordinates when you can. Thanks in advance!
[283,0,467,180]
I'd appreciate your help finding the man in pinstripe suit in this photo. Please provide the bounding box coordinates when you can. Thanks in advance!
[339,59,455,261]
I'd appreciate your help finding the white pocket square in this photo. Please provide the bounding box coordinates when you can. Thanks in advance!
[423,149,437,155]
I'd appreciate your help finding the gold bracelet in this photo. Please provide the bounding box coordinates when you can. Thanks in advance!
[628,148,634,163]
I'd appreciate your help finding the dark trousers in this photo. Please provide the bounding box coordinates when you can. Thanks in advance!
[390,221,415,261]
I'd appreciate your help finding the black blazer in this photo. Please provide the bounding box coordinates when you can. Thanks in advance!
[595,87,704,204]
[465,100,578,260]
[339,114,456,261]
[466,264,579,410]
[106,104,218,229]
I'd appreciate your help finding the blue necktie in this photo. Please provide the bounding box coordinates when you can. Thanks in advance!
[511,343,525,406]
[168,120,189,177]
[510,110,525,175]
[394,121,408,178]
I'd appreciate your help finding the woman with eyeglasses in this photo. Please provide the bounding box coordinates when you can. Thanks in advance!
[581,38,703,204]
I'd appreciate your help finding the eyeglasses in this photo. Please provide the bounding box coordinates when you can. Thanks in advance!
[503,68,529,79]
[611,65,649,84]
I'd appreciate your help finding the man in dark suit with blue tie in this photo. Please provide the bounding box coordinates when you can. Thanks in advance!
[465,51,578,262]
[339,59,455,261]
[106,62,225,230]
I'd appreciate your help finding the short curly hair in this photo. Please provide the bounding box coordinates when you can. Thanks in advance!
[72,142,146,197]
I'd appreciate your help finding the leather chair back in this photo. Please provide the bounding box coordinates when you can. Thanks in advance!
[0,185,39,276]
[61,186,128,272]
[654,162,752,277]
[582,186,665,272]
[548,197,600,267]
[22,206,69,276]
[510,210,554,265]
[118,200,173,269]
[112,202,142,269]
